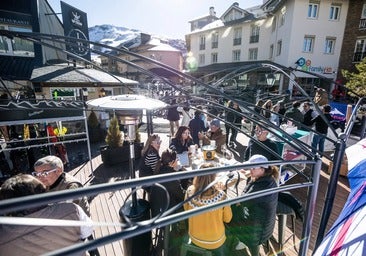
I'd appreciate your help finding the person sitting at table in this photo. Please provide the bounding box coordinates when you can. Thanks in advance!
[0,174,94,256]
[198,119,226,154]
[169,126,195,154]
[228,154,279,256]
[189,110,207,145]
[150,149,186,255]
[140,134,162,178]
[184,163,232,255]
[139,134,162,200]
[244,124,280,161]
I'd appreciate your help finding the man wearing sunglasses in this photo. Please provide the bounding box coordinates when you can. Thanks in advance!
[33,155,90,216]
[244,124,280,161]
[33,155,99,256]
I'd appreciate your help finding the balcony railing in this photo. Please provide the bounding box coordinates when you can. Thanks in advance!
[359,18,366,29]
[211,42,218,49]
[250,35,259,43]
[199,44,205,50]
[353,51,366,62]
[233,38,241,46]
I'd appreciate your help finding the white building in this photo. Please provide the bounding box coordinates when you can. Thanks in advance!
[185,0,348,96]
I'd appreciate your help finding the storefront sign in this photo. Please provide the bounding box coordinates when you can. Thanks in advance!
[61,1,91,61]
[295,57,333,74]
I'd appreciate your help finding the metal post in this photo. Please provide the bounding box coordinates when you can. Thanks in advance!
[315,134,347,249]
[299,156,322,255]
[119,123,151,256]
[83,108,93,176]
[146,109,153,135]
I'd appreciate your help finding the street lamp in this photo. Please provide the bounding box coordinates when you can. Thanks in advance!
[265,73,276,96]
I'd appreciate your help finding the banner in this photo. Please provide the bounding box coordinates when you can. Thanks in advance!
[61,1,91,61]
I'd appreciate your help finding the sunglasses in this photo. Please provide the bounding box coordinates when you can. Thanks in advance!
[32,168,58,177]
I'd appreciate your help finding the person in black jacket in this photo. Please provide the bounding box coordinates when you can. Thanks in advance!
[166,99,180,136]
[150,149,186,255]
[302,101,316,127]
[189,110,208,145]
[169,126,195,154]
[225,101,243,147]
[311,104,332,154]
[228,154,279,256]
[244,124,280,161]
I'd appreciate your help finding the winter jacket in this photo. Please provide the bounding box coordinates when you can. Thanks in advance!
[140,147,160,177]
[169,137,195,154]
[150,165,185,217]
[284,107,304,124]
[49,173,90,216]
[184,187,232,250]
[244,138,280,161]
[166,106,180,122]
[189,116,207,145]
[202,128,226,154]
[229,175,278,251]
[311,113,332,134]
[0,202,93,256]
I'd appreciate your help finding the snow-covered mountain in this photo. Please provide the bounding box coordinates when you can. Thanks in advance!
[88,24,187,55]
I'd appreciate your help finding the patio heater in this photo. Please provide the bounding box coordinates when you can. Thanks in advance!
[87,94,166,256]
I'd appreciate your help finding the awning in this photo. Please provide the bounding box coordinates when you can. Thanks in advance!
[30,64,138,86]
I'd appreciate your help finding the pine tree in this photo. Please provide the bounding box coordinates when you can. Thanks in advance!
[342,58,366,97]
[105,115,123,148]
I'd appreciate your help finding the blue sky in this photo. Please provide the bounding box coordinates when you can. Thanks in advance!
[48,0,263,39]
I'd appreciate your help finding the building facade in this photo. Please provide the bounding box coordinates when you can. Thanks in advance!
[185,0,349,96]
[337,1,366,83]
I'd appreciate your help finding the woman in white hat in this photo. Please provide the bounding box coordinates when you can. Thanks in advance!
[228,154,279,256]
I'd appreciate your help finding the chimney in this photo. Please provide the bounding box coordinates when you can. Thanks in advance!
[209,7,216,16]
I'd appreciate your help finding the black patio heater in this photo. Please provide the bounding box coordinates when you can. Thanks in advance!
[86,94,166,256]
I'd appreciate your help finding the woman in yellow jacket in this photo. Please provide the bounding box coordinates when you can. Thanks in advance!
[183,163,232,255]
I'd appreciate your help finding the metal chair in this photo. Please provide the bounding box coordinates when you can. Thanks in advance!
[276,200,297,253]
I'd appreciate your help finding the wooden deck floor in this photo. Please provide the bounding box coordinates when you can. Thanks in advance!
[68,134,350,256]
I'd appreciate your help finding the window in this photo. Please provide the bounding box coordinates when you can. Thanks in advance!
[272,16,277,32]
[329,5,341,21]
[269,44,274,59]
[212,32,218,49]
[232,50,241,61]
[280,7,286,26]
[211,53,218,63]
[250,25,260,43]
[199,36,206,50]
[353,38,366,62]
[277,40,282,56]
[303,36,315,52]
[0,25,34,57]
[308,2,319,19]
[199,54,205,65]
[324,37,336,54]
[249,48,258,60]
[362,4,366,18]
[361,4,366,29]
[233,27,242,46]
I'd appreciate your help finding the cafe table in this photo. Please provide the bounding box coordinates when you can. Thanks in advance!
[183,151,248,198]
